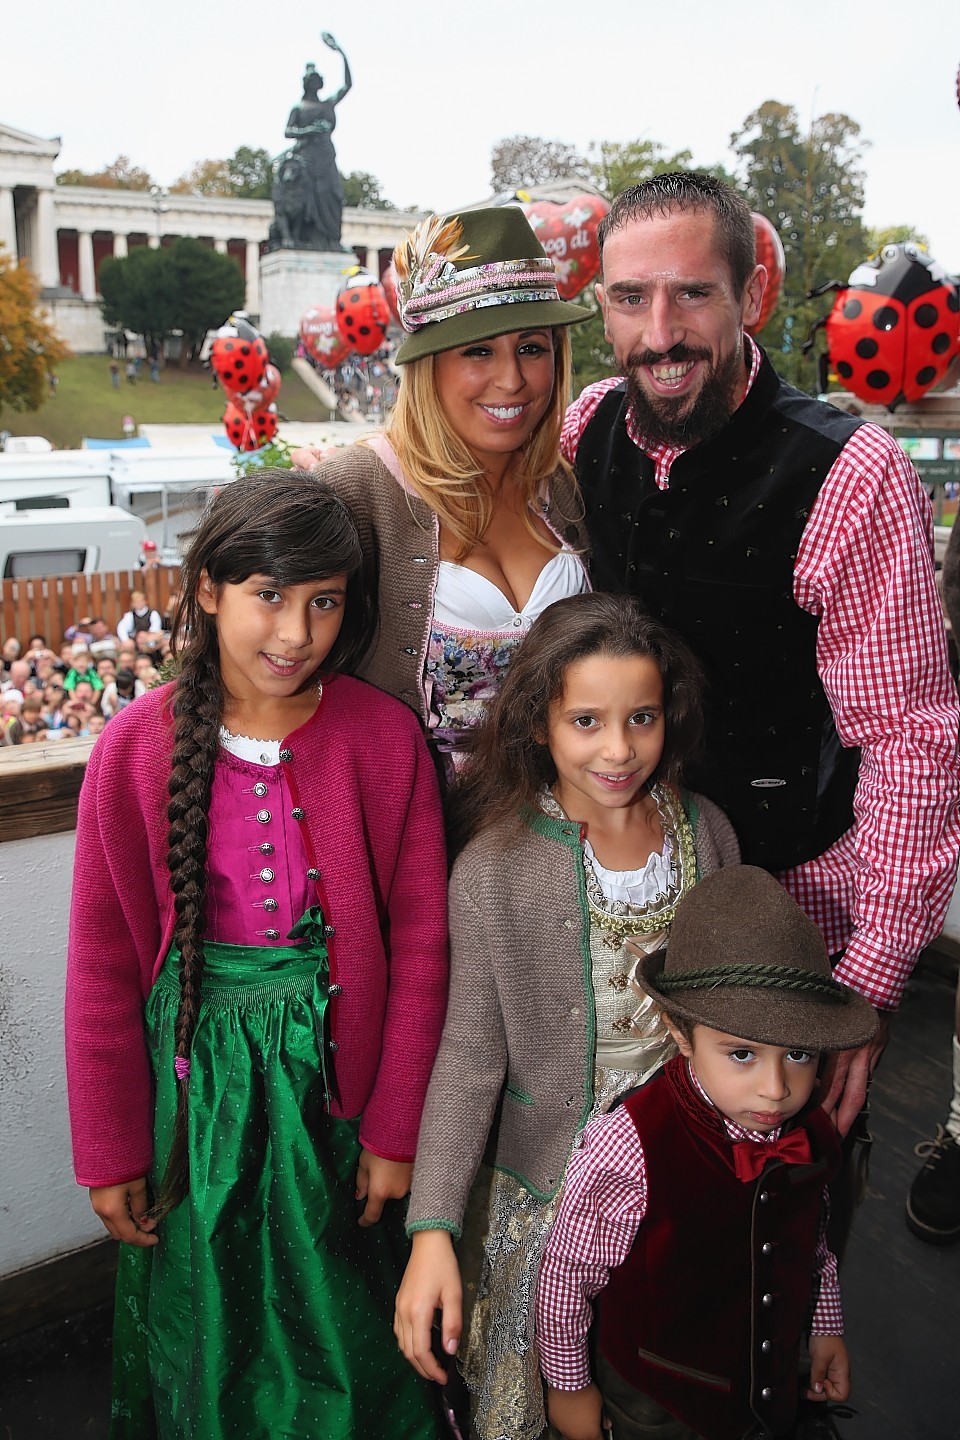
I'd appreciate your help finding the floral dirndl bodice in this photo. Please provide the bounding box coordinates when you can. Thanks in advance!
[426,547,587,775]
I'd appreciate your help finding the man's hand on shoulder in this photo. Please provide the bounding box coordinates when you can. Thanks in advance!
[819,1011,890,1135]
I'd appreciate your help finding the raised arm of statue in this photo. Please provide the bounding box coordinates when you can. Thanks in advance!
[321,31,353,106]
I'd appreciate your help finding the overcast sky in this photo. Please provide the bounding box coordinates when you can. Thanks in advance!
[6,1,959,271]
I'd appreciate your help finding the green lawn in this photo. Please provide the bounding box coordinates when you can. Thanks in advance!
[1,355,329,449]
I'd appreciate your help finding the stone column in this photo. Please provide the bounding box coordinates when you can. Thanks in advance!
[214,238,228,255]
[78,230,97,301]
[148,234,161,250]
[245,239,261,318]
[113,233,128,259]
[0,187,17,260]
[34,189,60,288]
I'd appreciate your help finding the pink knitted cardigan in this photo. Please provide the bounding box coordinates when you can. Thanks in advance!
[65,675,449,1188]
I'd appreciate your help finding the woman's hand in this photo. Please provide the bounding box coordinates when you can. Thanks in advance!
[290,446,333,472]
[394,1229,462,1384]
[546,1382,607,1440]
[89,1179,158,1247]
[355,1150,412,1227]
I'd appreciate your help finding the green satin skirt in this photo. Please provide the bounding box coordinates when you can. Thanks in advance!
[110,914,439,1439]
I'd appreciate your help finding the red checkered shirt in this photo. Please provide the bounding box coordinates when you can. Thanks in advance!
[562,339,960,1010]
[535,1077,842,1392]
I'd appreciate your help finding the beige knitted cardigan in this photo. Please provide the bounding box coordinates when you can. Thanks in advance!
[407,795,741,1235]
[319,437,588,723]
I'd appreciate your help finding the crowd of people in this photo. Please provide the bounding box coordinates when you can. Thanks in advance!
[0,590,175,747]
[58,176,960,1440]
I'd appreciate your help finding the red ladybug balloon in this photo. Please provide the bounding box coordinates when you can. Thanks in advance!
[241,362,282,409]
[211,324,268,395]
[223,401,278,450]
[336,274,391,356]
[825,244,960,410]
[746,213,785,336]
[519,194,610,300]
[300,305,352,369]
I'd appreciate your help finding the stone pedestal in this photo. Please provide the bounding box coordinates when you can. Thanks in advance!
[259,249,355,338]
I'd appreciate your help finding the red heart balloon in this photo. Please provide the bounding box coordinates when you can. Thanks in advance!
[519,195,610,300]
[211,332,267,394]
[300,305,352,369]
[747,214,786,336]
[336,280,391,356]
[382,261,402,326]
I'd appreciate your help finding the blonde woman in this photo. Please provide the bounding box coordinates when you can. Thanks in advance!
[292,206,590,779]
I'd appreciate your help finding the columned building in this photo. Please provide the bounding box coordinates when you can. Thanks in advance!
[1,122,425,352]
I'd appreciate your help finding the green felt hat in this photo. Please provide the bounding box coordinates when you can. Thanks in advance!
[394,207,591,364]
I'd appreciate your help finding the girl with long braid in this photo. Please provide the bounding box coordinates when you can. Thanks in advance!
[65,470,448,1440]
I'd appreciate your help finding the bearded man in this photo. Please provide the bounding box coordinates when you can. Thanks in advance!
[563,172,960,1148]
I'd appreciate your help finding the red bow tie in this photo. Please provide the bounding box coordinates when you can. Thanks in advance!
[732,1129,812,1182]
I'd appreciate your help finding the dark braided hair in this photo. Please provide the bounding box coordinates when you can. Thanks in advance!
[150,468,367,1217]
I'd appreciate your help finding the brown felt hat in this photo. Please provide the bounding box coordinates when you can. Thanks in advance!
[631,866,877,1052]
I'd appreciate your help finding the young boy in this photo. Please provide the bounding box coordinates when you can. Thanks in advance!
[536,865,877,1440]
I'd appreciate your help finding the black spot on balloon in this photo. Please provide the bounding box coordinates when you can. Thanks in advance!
[914,304,938,328]
[932,333,952,354]
[843,299,862,319]
[948,291,959,313]
[916,367,936,386]
[836,360,853,379]
[855,338,879,359]
[873,306,899,331]
[359,325,371,336]
[866,370,891,389]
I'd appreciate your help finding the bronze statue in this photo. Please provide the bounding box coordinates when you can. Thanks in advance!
[268,32,352,252]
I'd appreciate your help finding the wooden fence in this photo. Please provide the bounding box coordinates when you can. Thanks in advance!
[0,567,181,647]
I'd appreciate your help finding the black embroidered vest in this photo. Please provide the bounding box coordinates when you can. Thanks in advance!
[576,353,863,871]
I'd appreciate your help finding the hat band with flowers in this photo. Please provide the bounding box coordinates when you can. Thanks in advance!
[400,256,562,334]
[393,209,590,365]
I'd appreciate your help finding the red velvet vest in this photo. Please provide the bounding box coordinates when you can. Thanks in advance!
[597,1058,840,1440]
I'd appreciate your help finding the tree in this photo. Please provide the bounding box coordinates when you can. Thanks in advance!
[99,239,244,361]
[731,100,869,391]
[168,238,246,361]
[56,155,155,190]
[171,147,275,200]
[0,247,70,418]
[170,159,234,196]
[229,147,273,200]
[490,135,592,192]
[866,224,931,253]
[341,170,393,210]
[588,139,697,198]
